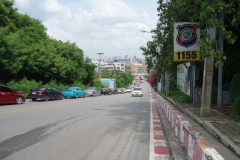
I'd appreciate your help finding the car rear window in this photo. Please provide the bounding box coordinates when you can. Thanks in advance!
[67,87,74,90]
[34,88,45,91]
[133,88,142,91]
[87,87,94,90]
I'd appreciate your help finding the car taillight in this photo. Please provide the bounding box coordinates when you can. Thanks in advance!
[37,91,43,95]
[106,90,108,92]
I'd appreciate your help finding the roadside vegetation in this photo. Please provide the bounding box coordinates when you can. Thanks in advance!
[0,1,133,96]
[141,0,240,121]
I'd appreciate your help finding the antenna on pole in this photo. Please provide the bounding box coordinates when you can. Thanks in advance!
[97,53,104,79]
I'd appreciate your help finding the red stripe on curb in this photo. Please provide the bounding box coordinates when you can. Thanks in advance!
[153,127,162,131]
[155,146,169,155]
[154,134,165,140]
[153,121,161,125]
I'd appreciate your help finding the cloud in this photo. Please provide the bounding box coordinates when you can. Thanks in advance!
[14,0,158,59]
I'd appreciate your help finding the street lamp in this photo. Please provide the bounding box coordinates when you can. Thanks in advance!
[114,64,116,88]
[140,30,152,33]
[97,53,104,79]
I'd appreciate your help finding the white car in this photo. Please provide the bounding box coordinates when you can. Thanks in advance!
[131,87,143,97]
[125,88,131,93]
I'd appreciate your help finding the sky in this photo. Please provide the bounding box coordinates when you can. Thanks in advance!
[14,0,159,60]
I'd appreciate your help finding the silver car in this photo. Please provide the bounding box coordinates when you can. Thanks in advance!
[85,87,101,97]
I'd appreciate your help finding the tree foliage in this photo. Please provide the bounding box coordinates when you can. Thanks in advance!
[141,0,240,86]
[0,0,95,86]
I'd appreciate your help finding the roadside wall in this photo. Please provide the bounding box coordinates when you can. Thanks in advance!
[153,92,224,160]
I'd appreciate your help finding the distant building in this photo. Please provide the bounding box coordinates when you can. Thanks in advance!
[118,58,132,67]
[131,63,147,73]
[91,59,126,72]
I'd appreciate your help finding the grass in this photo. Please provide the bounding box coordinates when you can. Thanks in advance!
[159,89,192,104]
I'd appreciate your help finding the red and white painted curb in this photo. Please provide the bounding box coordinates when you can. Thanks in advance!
[150,93,169,160]
[153,92,224,160]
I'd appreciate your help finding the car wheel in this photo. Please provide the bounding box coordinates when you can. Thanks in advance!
[16,97,23,104]
[44,96,49,101]
[32,98,36,101]
[64,97,67,99]
[75,94,79,98]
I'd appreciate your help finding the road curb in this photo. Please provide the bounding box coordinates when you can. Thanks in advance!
[153,92,225,160]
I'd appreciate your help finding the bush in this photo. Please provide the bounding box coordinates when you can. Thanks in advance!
[7,78,42,97]
[153,86,157,92]
[44,80,67,92]
[222,83,230,90]
[234,96,240,116]
[230,73,240,103]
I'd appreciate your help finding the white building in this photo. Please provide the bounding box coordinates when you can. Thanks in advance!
[92,60,126,72]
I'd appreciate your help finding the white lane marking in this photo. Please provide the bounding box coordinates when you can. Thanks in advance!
[149,86,154,160]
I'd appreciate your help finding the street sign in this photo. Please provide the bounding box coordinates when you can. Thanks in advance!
[173,22,200,62]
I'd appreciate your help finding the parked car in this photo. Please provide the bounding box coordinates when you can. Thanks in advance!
[117,88,124,94]
[0,85,26,104]
[28,87,64,101]
[125,88,131,93]
[131,87,143,97]
[109,88,118,94]
[63,86,86,98]
[85,87,101,96]
[101,88,113,95]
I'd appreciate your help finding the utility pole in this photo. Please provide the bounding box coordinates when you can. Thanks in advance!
[217,12,224,108]
[114,64,116,88]
[200,27,216,116]
[97,53,104,79]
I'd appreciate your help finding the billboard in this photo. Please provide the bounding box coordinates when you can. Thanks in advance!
[173,22,200,62]
[177,63,190,96]
[100,78,115,88]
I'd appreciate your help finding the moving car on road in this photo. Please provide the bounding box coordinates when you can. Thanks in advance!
[28,87,64,101]
[0,85,26,104]
[63,86,86,98]
[131,87,143,97]
[85,87,101,96]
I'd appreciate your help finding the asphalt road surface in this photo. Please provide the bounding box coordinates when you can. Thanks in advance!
[0,82,151,160]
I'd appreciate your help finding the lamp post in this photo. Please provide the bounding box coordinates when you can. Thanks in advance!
[114,64,116,88]
[140,30,152,33]
[97,53,104,79]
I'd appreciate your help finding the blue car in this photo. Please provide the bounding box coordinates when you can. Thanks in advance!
[63,87,86,98]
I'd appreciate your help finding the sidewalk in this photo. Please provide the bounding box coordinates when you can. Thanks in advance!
[153,92,240,160]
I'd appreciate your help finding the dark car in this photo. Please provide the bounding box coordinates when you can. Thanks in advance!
[109,88,118,94]
[28,87,64,101]
[0,85,26,104]
[101,88,113,95]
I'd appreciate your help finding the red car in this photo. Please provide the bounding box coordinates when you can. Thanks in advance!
[0,85,26,104]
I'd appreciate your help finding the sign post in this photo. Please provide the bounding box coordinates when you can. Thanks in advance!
[174,22,200,107]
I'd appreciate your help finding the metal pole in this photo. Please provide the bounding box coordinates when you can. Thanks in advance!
[192,63,196,108]
[97,53,104,79]
[114,64,116,88]
[217,12,224,108]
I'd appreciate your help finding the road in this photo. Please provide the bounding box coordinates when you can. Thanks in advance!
[0,82,152,160]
